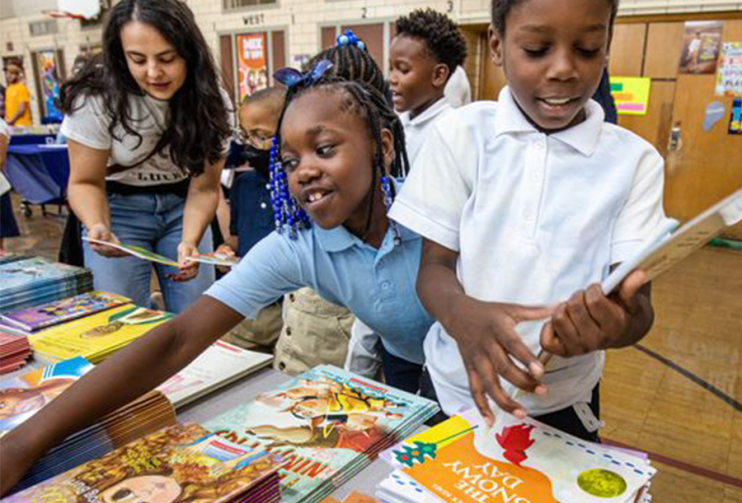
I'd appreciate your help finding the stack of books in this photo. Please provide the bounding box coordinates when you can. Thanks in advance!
[0,291,131,335]
[6,423,284,503]
[0,257,93,313]
[0,329,31,373]
[204,365,440,503]
[29,304,174,364]
[0,251,29,265]
[378,408,655,503]
[0,357,177,493]
[157,340,273,408]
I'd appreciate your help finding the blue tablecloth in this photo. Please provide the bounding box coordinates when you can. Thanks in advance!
[5,144,70,204]
[9,134,56,146]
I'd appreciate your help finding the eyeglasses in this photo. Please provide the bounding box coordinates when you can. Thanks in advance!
[237,128,273,150]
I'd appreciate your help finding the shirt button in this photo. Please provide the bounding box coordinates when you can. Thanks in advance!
[381,281,391,289]
[286,327,292,336]
[278,361,286,371]
[535,140,545,149]
[289,293,295,302]
[260,202,267,209]
[265,183,271,189]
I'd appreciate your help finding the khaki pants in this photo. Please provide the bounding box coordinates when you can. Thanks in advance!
[221,301,283,353]
[274,287,353,375]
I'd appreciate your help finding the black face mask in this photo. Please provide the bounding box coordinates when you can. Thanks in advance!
[242,144,272,178]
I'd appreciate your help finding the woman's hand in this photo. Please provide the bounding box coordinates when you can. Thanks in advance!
[169,241,200,282]
[87,223,128,258]
[214,243,237,273]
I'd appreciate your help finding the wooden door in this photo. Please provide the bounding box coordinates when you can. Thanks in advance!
[662,19,742,239]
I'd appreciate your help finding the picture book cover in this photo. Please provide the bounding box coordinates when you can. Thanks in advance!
[204,365,437,503]
[0,257,89,291]
[82,237,180,267]
[185,252,240,268]
[30,305,173,363]
[383,409,654,503]
[5,423,285,503]
[0,291,132,332]
[0,356,93,435]
[157,340,272,408]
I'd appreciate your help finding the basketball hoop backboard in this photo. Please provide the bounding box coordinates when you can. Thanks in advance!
[55,0,100,19]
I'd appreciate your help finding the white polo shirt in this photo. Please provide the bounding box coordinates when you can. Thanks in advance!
[389,86,669,417]
[400,97,452,166]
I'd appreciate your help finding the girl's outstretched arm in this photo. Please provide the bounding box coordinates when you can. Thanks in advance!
[0,296,243,496]
[416,239,552,426]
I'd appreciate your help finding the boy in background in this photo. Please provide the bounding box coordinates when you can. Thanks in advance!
[389,8,467,164]
[4,64,32,127]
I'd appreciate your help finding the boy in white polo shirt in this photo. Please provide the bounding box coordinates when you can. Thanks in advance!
[389,0,669,441]
[389,8,467,165]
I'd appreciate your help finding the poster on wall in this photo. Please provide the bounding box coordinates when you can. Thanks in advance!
[236,33,268,101]
[609,76,651,115]
[729,99,742,135]
[715,42,742,97]
[678,21,723,75]
[34,50,63,120]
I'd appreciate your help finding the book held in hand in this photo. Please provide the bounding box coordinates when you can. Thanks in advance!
[82,237,180,267]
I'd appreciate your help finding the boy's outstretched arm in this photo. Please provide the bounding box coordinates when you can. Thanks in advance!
[416,239,553,426]
[0,296,243,496]
[540,268,654,357]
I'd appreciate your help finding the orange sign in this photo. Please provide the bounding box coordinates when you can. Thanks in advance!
[236,33,268,101]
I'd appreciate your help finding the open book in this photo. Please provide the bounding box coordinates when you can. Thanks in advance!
[82,237,179,266]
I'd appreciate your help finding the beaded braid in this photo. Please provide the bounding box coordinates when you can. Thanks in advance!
[268,74,410,241]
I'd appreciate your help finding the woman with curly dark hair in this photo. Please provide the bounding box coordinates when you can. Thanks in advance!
[60,0,233,313]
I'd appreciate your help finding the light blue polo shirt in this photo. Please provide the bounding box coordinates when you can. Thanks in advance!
[205,220,433,364]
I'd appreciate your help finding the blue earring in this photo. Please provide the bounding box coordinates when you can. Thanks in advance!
[380,174,402,246]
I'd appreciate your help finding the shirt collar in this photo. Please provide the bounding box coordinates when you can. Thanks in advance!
[314,180,417,253]
[400,97,451,128]
[493,86,604,157]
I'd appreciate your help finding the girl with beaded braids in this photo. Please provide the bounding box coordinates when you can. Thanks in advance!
[0,63,437,495]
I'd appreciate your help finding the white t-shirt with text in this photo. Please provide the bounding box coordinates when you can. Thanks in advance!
[61,90,233,187]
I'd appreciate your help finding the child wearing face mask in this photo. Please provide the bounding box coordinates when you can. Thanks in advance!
[390,0,672,441]
[0,70,437,495]
[215,88,286,355]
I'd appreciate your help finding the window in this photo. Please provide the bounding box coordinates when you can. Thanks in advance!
[223,0,276,11]
[29,20,58,36]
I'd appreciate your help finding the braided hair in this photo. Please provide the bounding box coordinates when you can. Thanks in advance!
[268,75,409,240]
[306,44,386,96]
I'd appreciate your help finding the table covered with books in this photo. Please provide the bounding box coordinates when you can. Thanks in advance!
[0,251,659,503]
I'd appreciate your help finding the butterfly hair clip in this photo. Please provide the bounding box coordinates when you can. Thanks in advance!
[274,59,334,90]
[336,29,366,50]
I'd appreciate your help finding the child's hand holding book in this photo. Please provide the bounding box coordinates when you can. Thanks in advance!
[539,269,651,357]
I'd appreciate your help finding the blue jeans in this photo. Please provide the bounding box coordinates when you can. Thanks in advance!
[82,192,214,314]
